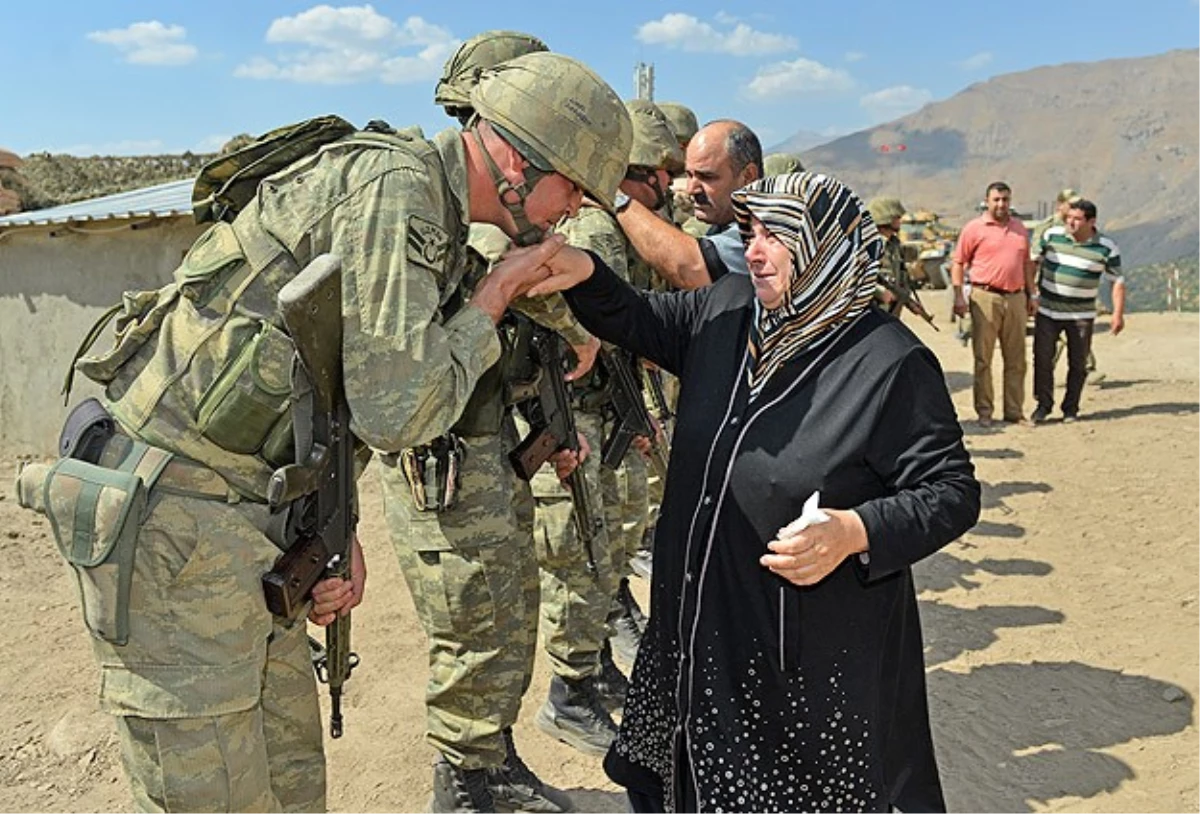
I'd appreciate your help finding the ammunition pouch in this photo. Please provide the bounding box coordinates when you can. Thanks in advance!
[397,434,466,512]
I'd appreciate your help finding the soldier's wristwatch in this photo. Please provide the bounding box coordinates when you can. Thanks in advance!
[613,191,632,213]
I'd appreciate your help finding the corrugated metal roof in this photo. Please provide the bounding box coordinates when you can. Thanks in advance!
[0,178,194,228]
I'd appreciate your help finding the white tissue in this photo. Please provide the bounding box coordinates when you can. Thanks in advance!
[777,491,830,538]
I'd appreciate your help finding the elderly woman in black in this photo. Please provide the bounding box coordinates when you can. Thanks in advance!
[531,172,980,813]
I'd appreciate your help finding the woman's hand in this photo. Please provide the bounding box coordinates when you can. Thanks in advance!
[760,508,868,587]
[524,244,597,296]
[308,534,366,626]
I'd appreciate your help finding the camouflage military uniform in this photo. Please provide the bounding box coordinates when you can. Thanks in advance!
[31,124,502,812]
[877,232,910,316]
[384,222,594,768]
[533,205,649,683]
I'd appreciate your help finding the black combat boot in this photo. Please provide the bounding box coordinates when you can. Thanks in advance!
[535,675,620,757]
[609,578,645,665]
[594,641,629,717]
[486,727,576,813]
[430,755,496,813]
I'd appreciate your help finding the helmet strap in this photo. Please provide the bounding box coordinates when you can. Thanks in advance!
[470,125,551,247]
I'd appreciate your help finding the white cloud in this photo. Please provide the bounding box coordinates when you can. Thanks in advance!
[859,85,933,123]
[958,51,993,70]
[86,21,198,66]
[236,5,458,85]
[636,13,796,56]
[844,50,866,63]
[744,58,854,99]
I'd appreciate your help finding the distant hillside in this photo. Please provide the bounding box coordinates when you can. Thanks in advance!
[14,153,215,211]
[768,129,839,155]
[794,49,1199,268]
[1124,256,1198,312]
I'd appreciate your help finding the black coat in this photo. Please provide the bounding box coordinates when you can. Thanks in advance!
[565,260,981,813]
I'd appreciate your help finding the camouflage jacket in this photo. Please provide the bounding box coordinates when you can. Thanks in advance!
[79,128,505,499]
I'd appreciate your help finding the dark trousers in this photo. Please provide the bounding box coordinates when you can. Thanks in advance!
[1033,312,1094,416]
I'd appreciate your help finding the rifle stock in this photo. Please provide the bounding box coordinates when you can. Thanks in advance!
[264,253,358,739]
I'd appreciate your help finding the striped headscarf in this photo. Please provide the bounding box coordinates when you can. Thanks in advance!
[731,172,882,398]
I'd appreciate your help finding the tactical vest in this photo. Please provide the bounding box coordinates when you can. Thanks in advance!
[67,128,449,501]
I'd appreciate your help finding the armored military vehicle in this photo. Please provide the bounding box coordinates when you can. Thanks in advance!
[899,209,958,290]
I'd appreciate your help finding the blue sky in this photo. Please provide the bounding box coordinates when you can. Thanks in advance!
[4,1,1197,156]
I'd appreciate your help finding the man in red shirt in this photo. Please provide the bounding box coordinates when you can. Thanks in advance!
[950,181,1037,426]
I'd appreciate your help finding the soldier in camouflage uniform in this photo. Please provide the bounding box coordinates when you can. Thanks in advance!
[868,196,911,318]
[390,36,630,813]
[19,47,629,814]
[656,102,706,240]
[531,100,683,758]
[762,152,805,177]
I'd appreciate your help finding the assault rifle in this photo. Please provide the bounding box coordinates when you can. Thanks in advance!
[509,328,601,573]
[644,367,673,427]
[262,253,358,739]
[879,275,939,331]
[600,349,669,482]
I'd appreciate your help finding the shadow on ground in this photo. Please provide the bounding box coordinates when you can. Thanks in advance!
[981,479,1052,512]
[1080,401,1199,422]
[931,661,1193,811]
[918,597,1063,667]
[917,549,1052,594]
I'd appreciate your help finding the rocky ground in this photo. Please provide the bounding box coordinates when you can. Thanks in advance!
[0,310,1196,813]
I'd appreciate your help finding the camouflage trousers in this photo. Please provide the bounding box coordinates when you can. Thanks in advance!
[99,491,324,812]
[531,411,619,680]
[601,442,650,572]
[380,426,540,771]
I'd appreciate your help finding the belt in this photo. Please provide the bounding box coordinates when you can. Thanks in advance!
[98,434,237,502]
[973,282,1024,295]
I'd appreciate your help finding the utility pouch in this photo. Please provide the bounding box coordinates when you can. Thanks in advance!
[399,435,466,512]
[195,320,296,457]
[39,450,167,645]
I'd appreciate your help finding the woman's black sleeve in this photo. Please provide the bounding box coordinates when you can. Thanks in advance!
[854,346,982,580]
[563,250,707,376]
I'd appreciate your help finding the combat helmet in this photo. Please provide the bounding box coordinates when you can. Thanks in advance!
[867,196,906,226]
[435,30,549,122]
[471,52,632,219]
[762,152,805,177]
[656,102,699,148]
[625,99,684,173]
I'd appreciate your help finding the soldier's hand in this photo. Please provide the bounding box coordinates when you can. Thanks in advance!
[309,534,367,626]
[525,245,597,297]
[565,335,600,381]
[549,432,591,480]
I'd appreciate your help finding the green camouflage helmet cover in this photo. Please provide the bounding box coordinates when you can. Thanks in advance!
[470,52,632,211]
[762,152,805,177]
[434,30,549,109]
[624,100,685,173]
[867,196,906,225]
[656,102,699,146]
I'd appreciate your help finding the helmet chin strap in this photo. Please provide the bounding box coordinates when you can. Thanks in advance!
[470,126,552,247]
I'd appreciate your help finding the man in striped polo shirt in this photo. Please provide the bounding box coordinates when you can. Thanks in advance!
[1030,198,1125,423]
